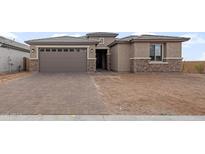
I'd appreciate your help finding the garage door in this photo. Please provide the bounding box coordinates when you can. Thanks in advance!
[39,48,87,72]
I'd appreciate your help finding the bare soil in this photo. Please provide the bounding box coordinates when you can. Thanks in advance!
[0,72,31,84]
[93,72,205,115]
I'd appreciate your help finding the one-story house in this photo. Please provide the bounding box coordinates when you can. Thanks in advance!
[25,32,190,73]
[0,36,30,73]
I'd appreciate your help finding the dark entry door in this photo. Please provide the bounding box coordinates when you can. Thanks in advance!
[96,52,103,69]
[96,50,107,69]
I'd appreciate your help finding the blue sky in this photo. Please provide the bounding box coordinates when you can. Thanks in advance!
[1,32,205,61]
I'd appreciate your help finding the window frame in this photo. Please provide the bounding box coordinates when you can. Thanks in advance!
[150,44,163,62]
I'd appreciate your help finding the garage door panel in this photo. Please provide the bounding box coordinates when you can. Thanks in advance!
[39,48,87,72]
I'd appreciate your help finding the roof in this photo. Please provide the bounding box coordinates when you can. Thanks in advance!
[86,32,119,37]
[25,36,99,45]
[0,36,30,52]
[108,34,190,47]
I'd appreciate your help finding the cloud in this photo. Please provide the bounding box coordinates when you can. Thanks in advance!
[131,32,156,36]
[199,52,205,60]
[70,33,83,37]
[181,33,205,48]
[51,33,67,37]
[0,32,18,40]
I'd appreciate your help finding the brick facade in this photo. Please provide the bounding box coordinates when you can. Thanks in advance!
[130,59,182,73]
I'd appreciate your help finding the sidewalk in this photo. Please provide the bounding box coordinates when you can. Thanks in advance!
[0,115,205,121]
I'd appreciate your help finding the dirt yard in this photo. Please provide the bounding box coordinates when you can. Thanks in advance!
[93,72,205,115]
[0,72,31,84]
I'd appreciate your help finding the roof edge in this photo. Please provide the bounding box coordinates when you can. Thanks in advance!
[108,36,190,47]
[130,37,190,42]
[25,41,99,45]
[86,32,119,37]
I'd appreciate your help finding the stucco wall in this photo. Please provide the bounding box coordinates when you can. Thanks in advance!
[88,37,116,47]
[110,45,118,71]
[0,47,29,72]
[166,42,181,57]
[132,42,182,58]
[110,44,131,72]
[117,44,131,72]
[133,42,150,57]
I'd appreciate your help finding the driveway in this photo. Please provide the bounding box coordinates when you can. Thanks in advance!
[0,73,108,115]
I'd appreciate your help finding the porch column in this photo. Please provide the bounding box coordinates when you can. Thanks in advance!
[107,49,111,71]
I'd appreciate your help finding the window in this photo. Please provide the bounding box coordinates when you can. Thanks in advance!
[99,38,104,44]
[52,48,56,52]
[70,48,74,52]
[64,48,68,52]
[150,44,163,61]
[39,48,45,52]
[76,48,80,52]
[46,48,50,52]
[58,48,62,52]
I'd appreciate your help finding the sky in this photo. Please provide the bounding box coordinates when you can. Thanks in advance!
[0,32,205,61]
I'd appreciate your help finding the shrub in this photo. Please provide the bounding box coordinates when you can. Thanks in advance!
[195,64,204,74]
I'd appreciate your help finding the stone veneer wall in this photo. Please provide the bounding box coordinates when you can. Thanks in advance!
[29,59,39,71]
[130,59,182,73]
[87,59,96,72]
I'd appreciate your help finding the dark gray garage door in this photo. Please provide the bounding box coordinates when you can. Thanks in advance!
[39,48,87,72]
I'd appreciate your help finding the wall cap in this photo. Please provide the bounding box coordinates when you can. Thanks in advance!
[130,57,151,60]
[164,57,183,60]
[149,61,169,64]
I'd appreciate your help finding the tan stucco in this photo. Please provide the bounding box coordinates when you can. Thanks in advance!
[166,42,181,57]
[110,41,184,72]
[88,36,115,48]
[110,44,131,72]
[132,42,150,57]
[117,44,131,72]
[110,44,118,71]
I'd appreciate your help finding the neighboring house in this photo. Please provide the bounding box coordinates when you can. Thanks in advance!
[25,32,190,73]
[0,36,30,73]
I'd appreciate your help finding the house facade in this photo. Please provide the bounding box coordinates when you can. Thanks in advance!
[0,36,30,73]
[25,32,190,73]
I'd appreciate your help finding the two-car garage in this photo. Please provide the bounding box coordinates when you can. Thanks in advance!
[39,47,87,72]
[25,35,99,72]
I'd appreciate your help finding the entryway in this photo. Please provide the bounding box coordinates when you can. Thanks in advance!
[96,49,107,70]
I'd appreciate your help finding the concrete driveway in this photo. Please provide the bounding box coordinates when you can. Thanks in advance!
[0,73,108,115]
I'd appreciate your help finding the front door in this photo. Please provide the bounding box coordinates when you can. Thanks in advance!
[96,52,102,69]
[96,49,107,70]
